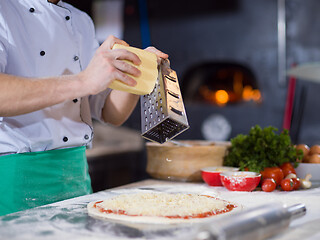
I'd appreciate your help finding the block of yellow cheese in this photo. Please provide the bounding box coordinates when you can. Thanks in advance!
[109,44,158,95]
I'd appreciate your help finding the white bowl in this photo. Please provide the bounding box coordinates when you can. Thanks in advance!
[295,163,320,182]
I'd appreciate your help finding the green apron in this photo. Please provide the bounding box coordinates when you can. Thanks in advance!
[0,146,92,216]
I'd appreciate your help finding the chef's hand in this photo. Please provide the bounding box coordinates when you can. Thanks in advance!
[144,46,169,64]
[78,35,169,96]
[78,35,141,95]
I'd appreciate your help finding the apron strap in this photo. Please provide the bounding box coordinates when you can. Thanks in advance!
[0,146,92,216]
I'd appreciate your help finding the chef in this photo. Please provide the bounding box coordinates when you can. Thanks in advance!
[0,0,168,216]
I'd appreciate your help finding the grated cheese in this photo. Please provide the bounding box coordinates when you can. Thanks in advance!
[96,193,228,217]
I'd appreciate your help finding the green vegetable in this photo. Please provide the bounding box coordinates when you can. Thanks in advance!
[223,125,303,173]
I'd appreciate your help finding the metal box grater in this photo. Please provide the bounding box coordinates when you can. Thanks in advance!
[140,59,189,143]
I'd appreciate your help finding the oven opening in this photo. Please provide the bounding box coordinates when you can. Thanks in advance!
[181,62,262,106]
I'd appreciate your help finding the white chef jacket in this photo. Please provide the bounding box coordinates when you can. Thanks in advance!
[0,0,111,155]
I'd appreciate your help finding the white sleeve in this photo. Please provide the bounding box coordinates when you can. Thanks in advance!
[0,6,8,72]
[89,89,112,122]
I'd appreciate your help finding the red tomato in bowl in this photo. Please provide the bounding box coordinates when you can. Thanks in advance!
[280,162,296,177]
[261,167,284,186]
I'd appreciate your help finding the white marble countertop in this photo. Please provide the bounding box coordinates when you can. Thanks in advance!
[1,179,320,240]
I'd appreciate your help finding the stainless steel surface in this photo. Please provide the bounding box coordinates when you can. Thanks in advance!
[141,59,189,144]
[195,203,306,240]
[278,0,286,86]
[287,203,307,221]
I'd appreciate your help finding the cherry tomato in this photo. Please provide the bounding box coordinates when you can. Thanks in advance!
[261,178,276,192]
[292,178,301,190]
[261,167,284,186]
[280,162,296,177]
[281,178,294,191]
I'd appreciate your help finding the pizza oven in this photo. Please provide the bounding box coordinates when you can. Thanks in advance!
[181,62,261,106]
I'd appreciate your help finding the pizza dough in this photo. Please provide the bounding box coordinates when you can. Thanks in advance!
[87,192,237,224]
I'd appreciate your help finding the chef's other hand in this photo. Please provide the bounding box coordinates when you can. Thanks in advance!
[144,46,169,64]
[78,35,141,95]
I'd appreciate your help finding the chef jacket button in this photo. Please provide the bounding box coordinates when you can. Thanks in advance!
[40,51,45,56]
[65,16,70,21]
[73,56,79,61]
[73,99,78,103]
[29,8,35,13]
[84,134,89,140]
[63,136,68,142]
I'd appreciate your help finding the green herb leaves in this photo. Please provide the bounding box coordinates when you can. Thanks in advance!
[224,125,302,172]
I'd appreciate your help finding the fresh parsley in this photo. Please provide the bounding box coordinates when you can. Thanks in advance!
[223,125,303,172]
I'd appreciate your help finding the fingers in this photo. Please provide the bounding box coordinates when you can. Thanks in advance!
[91,40,170,92]
[114,49,141,66]
[113,69,137,87]
[101,35,129,50]
[113,57,141,77]
[103,49,141,85]
[107,49,141,77]
[144,46,169,59]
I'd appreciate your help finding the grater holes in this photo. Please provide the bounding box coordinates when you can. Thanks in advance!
[143,118,188,143]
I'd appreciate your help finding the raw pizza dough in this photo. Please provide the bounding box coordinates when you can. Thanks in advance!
[87,192,238,224]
